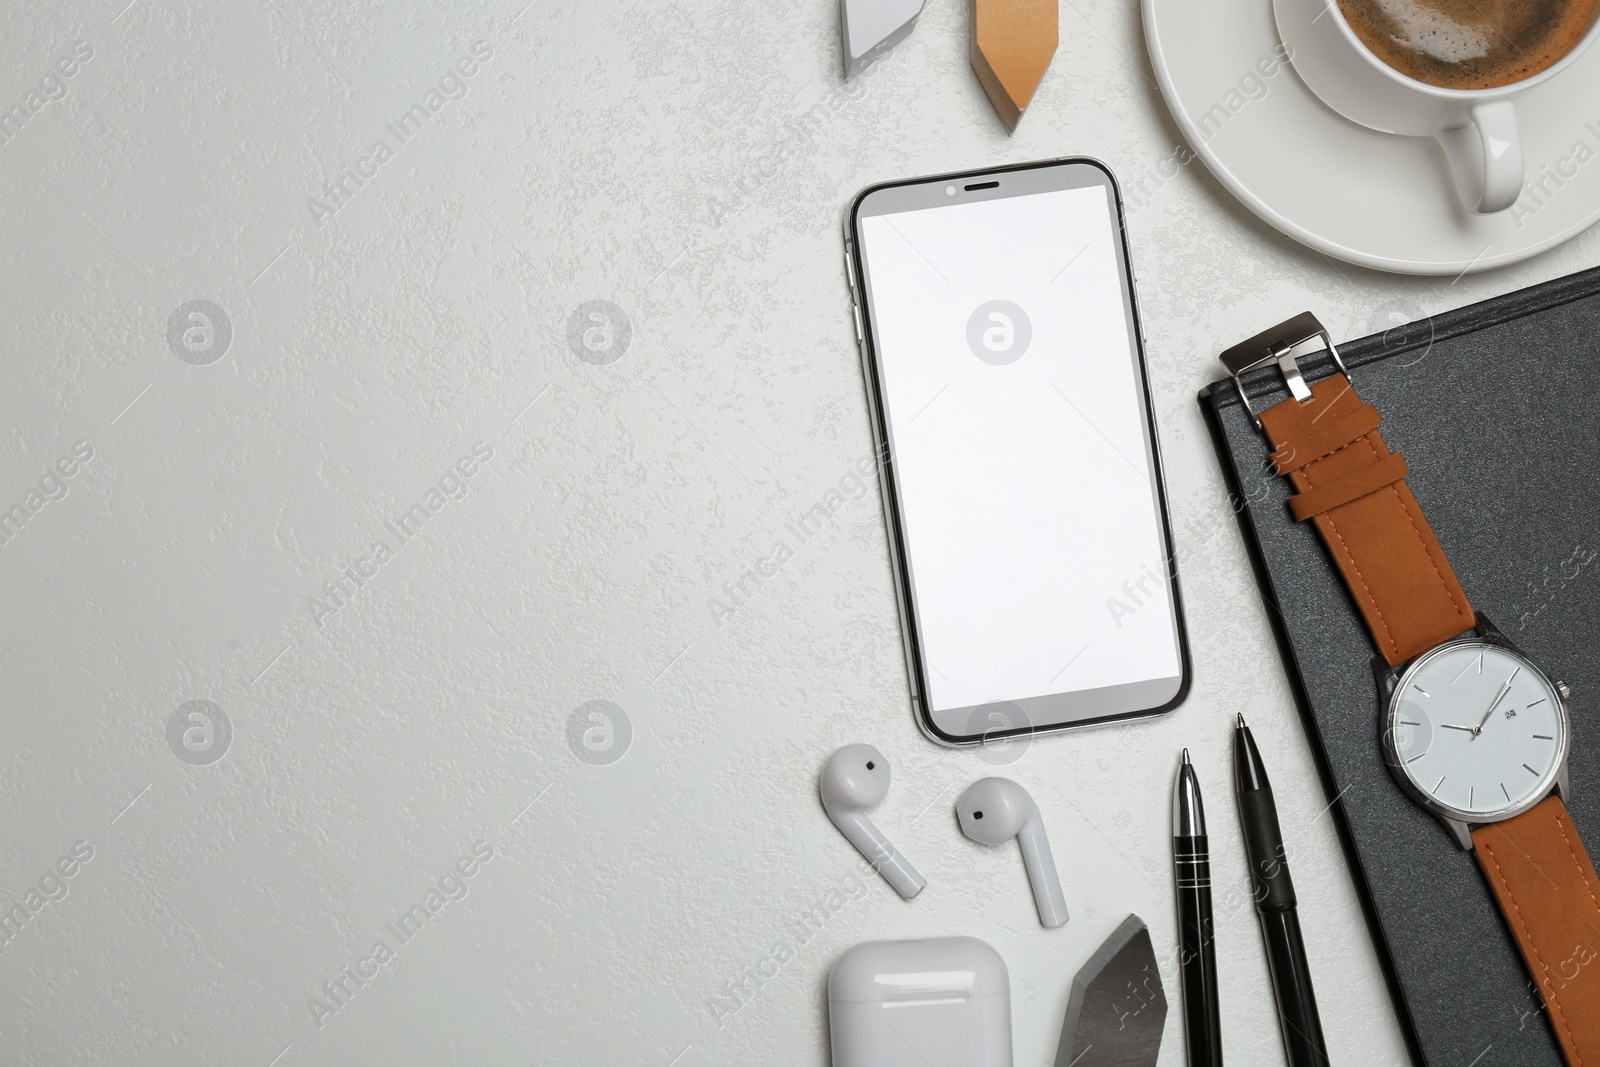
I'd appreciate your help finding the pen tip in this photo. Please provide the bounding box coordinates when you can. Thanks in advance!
[1181,748,1190,765]
[1237,712,1246,728]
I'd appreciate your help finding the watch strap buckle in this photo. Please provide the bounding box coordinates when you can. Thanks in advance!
[1219,311,1351,431]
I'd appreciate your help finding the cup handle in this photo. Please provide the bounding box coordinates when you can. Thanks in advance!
[1437,100,1524,214]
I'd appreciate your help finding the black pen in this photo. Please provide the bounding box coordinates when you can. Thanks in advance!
[1174,749,1223,1067]
[1234,715,1328,1067]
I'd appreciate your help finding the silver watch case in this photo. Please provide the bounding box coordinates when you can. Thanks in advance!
[1375,615,1572,850]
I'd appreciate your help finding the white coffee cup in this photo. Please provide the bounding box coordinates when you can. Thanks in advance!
[1274,0,1600,213]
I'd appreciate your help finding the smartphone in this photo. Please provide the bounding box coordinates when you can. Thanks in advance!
[845,158,1189,745]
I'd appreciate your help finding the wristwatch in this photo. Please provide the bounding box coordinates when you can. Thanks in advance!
[1221,313,1600,1066]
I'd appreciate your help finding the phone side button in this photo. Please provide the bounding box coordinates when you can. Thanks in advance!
[852,303,864,343]
[844,249,858,292]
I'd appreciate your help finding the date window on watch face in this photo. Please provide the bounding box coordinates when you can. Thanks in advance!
[1389,642,1567,819]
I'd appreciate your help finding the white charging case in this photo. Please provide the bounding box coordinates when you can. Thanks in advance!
[827,936,1013,1067]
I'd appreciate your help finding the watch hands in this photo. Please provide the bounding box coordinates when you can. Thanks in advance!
[1421,671,1527,741]
[1470,672,1519,739]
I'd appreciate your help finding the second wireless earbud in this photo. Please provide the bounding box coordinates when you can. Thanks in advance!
[821,744,926,899]
[955,777,1068,928]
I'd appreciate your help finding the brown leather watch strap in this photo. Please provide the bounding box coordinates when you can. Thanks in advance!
[1258,373,1475,667]
[1474,796,1600,1064]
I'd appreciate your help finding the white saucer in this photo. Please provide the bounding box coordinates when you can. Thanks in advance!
[1143,0,1600,274]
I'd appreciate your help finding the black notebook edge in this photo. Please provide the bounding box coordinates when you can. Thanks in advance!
[1211,265,1600,415]
[1195,263,1600,1067]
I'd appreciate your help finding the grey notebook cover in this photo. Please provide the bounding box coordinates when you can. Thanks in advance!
[1199,267,1600,1067]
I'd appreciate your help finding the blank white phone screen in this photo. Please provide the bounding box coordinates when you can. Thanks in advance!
[858,182,1182,718]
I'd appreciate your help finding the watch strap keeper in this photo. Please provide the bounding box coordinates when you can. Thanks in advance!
[1258,373,1474,667]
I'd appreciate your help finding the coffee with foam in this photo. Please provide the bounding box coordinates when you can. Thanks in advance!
[1336,0,1599,89]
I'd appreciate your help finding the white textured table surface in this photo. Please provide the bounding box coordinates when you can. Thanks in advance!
[3,2,1596,1065]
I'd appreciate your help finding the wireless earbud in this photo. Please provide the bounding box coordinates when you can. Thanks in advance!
[955,777,1068,928]
[820,744,926,899]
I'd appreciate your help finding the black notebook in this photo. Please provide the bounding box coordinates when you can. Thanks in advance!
[1199,267,1600,1067]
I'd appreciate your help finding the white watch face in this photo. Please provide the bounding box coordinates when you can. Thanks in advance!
[1388,640,1567,821]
